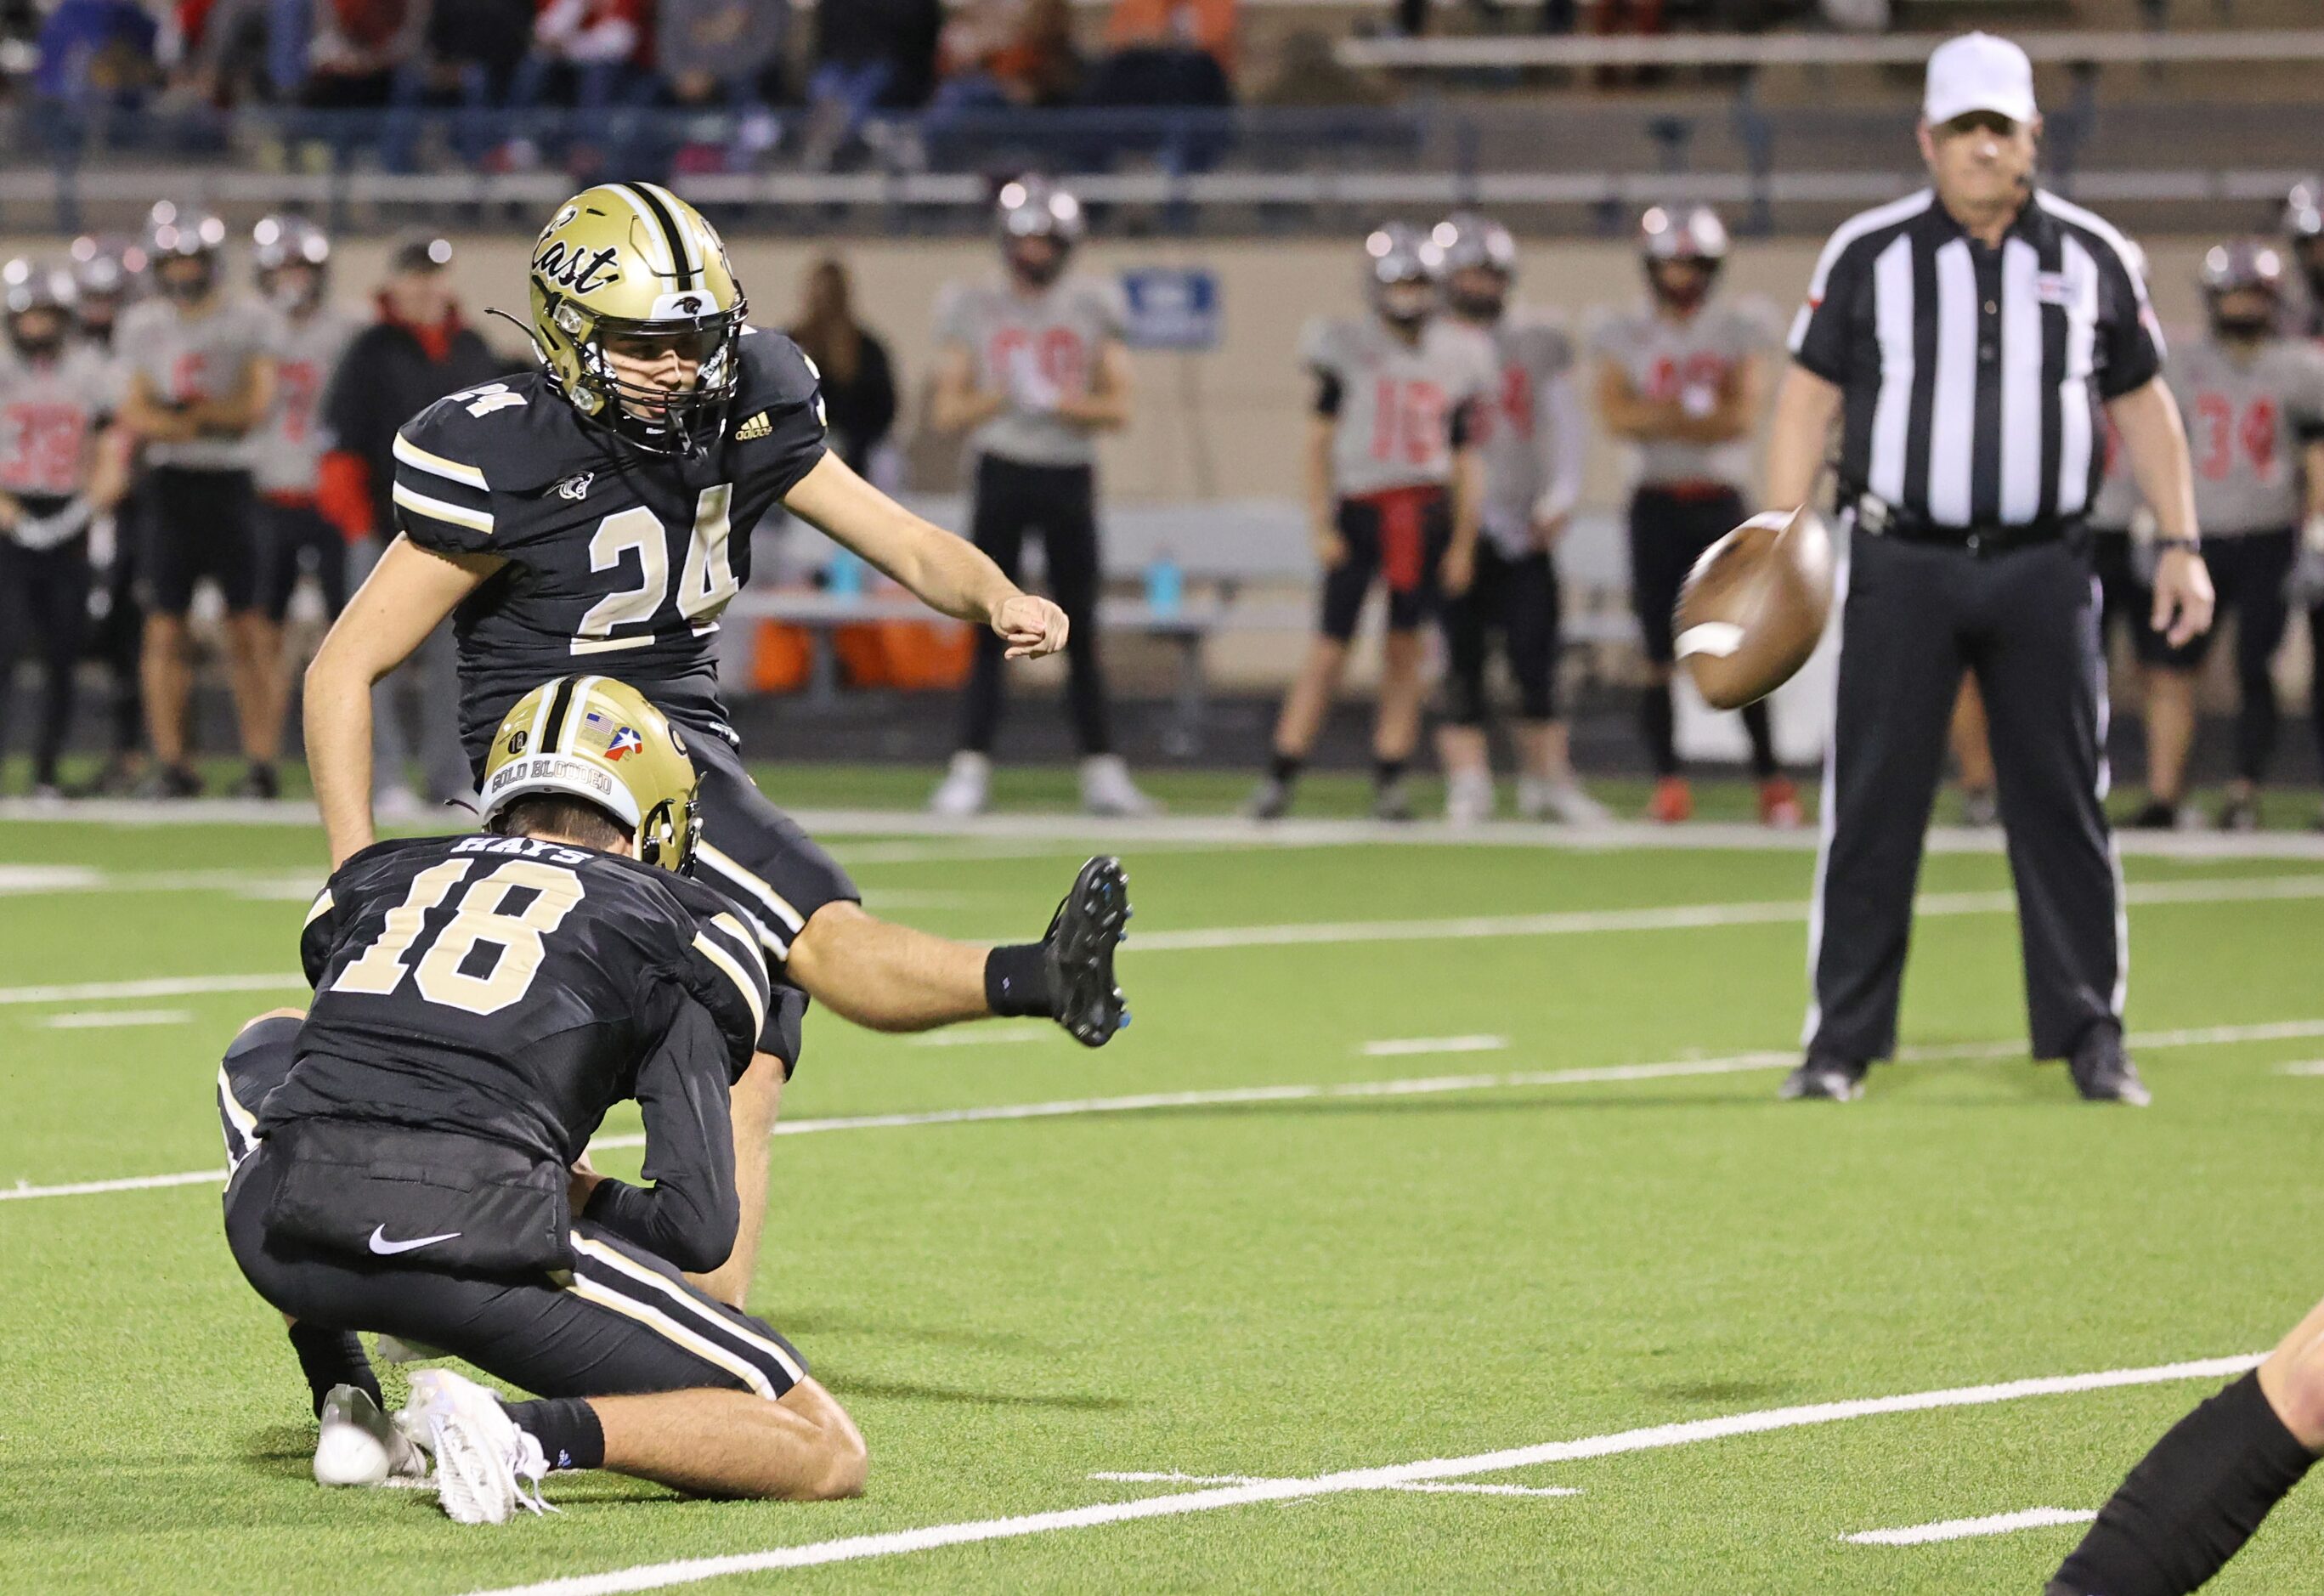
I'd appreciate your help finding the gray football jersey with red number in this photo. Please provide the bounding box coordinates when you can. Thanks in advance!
[117,294,283,471]
[2163,334,2324,536]
[0,343,120,498]
[1303,314,1495,498]
[932,273,1126,469]
[1586,297,1776,492]
[1469,314,1583,557]
[256,305,359,495]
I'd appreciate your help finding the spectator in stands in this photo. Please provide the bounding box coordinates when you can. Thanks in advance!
[1085,0,1234,109]
[659,0,789,110]
[184,0,301,105]
[789,258,899,482]
[801,0,944,167]
[33,0,161,110]
[1251,27,1388,107]
[314,234,507,817]
[426,0,533,108]
[515,0,653,109]
[1107,0,1236,76]
[932,0,1083,116]
[300,0,428,111]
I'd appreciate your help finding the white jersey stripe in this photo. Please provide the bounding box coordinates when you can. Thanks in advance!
[392,483,494,535]
[1998,236,2045,524]
[1925,239,1978,526]
[2056,236,2099,517]
[393,433,489,491]
[1866,235,1915,505]
[696,842,807,934]
[693,931,767,1039]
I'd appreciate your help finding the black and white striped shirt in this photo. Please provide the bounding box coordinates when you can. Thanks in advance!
[1789,186,2163,529]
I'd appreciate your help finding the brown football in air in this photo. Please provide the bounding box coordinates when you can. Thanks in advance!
[1673,505,1835,710]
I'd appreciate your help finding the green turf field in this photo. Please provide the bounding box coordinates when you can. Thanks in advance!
[6,790,2324,1593]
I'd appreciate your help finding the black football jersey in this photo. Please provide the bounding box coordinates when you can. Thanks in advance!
[264,832,774,1171]
[389,327,828,766]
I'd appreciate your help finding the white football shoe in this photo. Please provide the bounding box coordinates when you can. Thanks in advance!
[407,1369,551,1525]
[314,1384,430,1488]
[1519,778,1612,827]
[372,785,428,823]
[1444,769,1495,826]
[1080,755,1161,818]
[928,751,990,818]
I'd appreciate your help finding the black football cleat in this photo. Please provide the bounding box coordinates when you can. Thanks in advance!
[1778,1054,1866,1101]
[2068,1026,2150,1106]
[1045,856,1130,1048]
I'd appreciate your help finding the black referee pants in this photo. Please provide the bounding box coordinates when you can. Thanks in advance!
[1807,525,2122,1065]
[958,455,1113,756]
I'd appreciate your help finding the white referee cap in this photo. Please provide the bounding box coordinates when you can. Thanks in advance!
[1923,31,2037,127]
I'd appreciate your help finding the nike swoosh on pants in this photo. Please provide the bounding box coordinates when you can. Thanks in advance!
[368,1225,461,1255]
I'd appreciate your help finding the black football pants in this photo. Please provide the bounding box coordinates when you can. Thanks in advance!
[1807,524,2123,1064]
[0,534,91,787]
[958,456,1113,757]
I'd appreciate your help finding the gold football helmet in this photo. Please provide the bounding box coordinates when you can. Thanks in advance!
[527,182,748,456]
[478,676,702,873]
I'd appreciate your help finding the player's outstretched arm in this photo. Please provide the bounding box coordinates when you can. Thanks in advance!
[304,536,500,865]
[782,450,1068,659]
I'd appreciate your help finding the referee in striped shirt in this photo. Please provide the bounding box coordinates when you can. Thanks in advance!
[1767,32,2215,1106]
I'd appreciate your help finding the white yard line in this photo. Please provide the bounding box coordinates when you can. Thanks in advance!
[0,867,324,899]
[1089,1470,1578,1498]
[38,1009,192,1030]
[1123,874,2324,954]
[19,1015,2324,1203]
[14,796,2324,861]
[0,972,303,1007]
[1360,1035,1508,1056]
[1844,1507,2097,1546]
[2276,1060,2324,1076]
[903,1023,1059,1049]
[452,1356,2258,1596]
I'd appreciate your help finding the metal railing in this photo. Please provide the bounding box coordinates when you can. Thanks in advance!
[0,99,2313,238]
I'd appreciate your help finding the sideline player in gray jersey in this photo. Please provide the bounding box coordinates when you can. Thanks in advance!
[116,203,283,800]
[1249,224,1491,822]
[65,233,152,797]
[0,260,131,796]
[1590,205,1797,828]
[928,178,1153,819]
[1430,212,1607,826]
[250,216,361,775]
[2136,242,2324,829]
[2286,182,2324,341]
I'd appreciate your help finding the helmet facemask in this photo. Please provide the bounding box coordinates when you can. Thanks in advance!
[536,284,749,459]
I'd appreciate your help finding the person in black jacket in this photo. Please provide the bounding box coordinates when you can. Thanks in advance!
[789,257,897,478]
[315,234,513,816]
[219,677,865,1524]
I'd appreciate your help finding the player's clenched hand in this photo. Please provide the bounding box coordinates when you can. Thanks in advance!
[994,593,1069,659]
[2151,546,2215,648]
[568,1153,604,1216]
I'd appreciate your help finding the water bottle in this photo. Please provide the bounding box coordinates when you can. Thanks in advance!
[827,548,865,599]
[1145,548,1183,618]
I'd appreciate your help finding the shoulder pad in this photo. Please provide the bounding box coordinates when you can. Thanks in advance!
[399,371,600,495]
[735,327,821,411]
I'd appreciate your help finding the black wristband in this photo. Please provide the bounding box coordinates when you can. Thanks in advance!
[2152,535,2202,552]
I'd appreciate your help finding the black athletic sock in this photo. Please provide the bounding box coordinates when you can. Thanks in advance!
[1269,751,1303,785]
[1740,700,1779,780]
[1640,685,1678,777]
[1374,757,1407,790]
[286,1322,381,1419]
[984,942,1055,1018]
[2052,1371,2316,1596]
[504,1396,605,1473]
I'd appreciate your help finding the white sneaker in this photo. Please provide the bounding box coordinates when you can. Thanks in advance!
[314,1384,430,1488]
[373,785,427,823]
[407,1369,551,1525]
[1080,755,1160,817]
[929,751,990,818]
[1444,770,1495,826]
[1520,778,1612,826]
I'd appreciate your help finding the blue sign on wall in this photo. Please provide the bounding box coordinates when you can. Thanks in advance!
[1118,268,1221,350]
